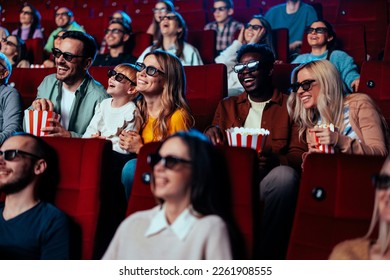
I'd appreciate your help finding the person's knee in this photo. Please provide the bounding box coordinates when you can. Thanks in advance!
[121,159,137,199]
[260,166,299,198]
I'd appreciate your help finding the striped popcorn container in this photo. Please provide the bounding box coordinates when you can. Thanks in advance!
[24,110,61,136]
[225,127,270,153]
[313,123,335,154]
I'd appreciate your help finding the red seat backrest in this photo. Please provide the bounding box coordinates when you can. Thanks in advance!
[88,66,114,88]
[25,38,45,64]
[187,29,216,64]
[272,63,298,94]
[128,32,153,58]
[273,28,289,63]
[43,138,112,260]
[8,68,56,109]
[287,153,385,260]
[126,142,259,259]
[383,24,390,62]
[184,64,227,132]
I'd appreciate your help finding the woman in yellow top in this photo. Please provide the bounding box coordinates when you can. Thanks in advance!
[119,50,194,199]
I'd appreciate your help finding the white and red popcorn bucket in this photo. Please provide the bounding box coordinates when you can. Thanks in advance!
[313,123,335,154]
[225,127,270,153]
[24,110,61,136]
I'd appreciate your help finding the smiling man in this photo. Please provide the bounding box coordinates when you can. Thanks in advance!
[205,43,307,259]
[44,7,85,53]
[0,133,69,259]
[29,31,108,137]
[93,19,136,66]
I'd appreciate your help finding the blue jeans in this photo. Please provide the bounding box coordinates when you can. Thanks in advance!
[121,158,137,200]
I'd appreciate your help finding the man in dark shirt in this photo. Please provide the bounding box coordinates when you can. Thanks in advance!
[93,20,136,66]
[0,133,69,259]
[205,43,307,259]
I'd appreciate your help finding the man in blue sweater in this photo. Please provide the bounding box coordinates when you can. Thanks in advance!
[265,0,317,61]
[0,133,69,259]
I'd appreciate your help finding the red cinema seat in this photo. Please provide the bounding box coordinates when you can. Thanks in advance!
[8,68,56,109]
[272,63,298,94]
[287,153,385,260]
[336,0,387,59]
[273,28,289,63]
[174,0,204,12]
[43,138,113,260]
[126,142,260,259]
[184,64,227,132]
[187,29,216,64]
[25,38,45,64]
[181,10,207,31]
[383,24,390,62]
[128,32,153,58]
[89,66,114,88]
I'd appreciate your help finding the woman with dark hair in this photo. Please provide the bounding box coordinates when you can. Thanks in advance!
[12,4,43,40]
[146,0,175,43]
[215,14,275,96]
[120,50,194,200]
[1,35,30,68]
[103,130,232,259]
[138,11,203,66]
[292,20,360,93]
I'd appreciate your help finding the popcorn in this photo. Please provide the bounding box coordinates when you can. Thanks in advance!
[313,123,335,154]
[225,127,270,153]
[24,110,61,136]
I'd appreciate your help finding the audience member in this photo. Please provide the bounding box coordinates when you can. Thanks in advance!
[215,15,275,96]
[146,1,175,43]
[138,11,203,66]
[204,0,244,55]
[103,130,232,259]
[0,133,69,259]
[93,20,136,66]
[42,29,66,68]
[265,0,317,60]
[287,60,388,158]
[29,31,108,137]
[1,35,30,68]
[292,20,360,93]
[121,50,194,199]
[0,5,9,39]
[44,7,85,54]
[83,63,141,154]
[329,156,390,259]
[205,44,307,259]
[12,4,43,41]
[99,10,132,54]
[0,54,22,144]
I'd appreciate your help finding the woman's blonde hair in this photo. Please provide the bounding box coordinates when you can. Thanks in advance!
[138,50,194,140]
[287,60,345,139]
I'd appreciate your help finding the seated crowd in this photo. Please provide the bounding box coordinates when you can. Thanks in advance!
[0,0,389,260]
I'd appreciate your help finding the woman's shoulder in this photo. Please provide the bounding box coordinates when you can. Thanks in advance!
[121,206,160,227]
[329,238,371,260]
[344,93,375,105]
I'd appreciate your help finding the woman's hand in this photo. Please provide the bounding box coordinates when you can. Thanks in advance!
[119,130,143,154]
[237,26,245,44]
[309,127,339,146]
[248,27,266,44]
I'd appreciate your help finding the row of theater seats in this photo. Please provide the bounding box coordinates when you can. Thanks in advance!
[2,136,379,259]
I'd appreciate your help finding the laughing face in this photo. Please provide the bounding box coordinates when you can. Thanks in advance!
[307,21,333,48]
[296,68,319,109]
[237,52,271,97]
[244,18,264,43]
[136,54,165,95]
[159,13,182,37]
[152,136,192,204]
[55,38,87,87]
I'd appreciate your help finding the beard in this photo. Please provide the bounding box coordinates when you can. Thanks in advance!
[0,168,35,195]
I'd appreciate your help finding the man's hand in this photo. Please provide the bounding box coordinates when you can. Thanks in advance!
[32,98,54,111]
[41,118,71,137]
[204,126,223,145]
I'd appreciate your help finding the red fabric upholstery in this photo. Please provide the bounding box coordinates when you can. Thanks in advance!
[181,10,207,31]
[128,32,153,58]
[287,153,385,260]
[383,24,390,62]
[89,66,114,88]
[25,38,45,64]
[126,142,259,259]
[187,29,216,64]
[43,138,113,260]
[8,68,56,109]
[184,64,227,132]
[300,23,367,69]
[273,28,289,63]
[272,63,298,94]
[174,0,204,12]
[336,0,387,59]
